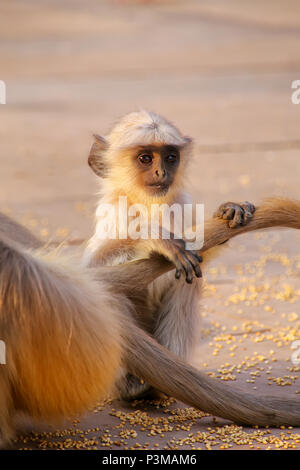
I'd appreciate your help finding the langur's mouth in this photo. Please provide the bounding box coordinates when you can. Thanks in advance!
[147,183,169,194]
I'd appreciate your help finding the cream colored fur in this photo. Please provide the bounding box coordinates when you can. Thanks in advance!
[86,111,206,398]
[0,225,123,447]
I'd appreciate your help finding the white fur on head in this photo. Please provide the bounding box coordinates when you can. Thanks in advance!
[106,110,191,150]
[93,111,193,204]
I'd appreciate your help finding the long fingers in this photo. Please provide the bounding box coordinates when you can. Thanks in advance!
[214,201,256,228]
[172,245,202,283]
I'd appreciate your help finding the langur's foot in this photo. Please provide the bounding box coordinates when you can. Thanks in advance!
[214,201,256,228]
[118,373,166,402]
[118,373,153,401]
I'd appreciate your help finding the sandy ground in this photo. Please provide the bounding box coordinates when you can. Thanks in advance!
[0,0,299,450]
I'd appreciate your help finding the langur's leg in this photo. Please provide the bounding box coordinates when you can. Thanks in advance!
[121,274,202,401]
[153,276,202,360]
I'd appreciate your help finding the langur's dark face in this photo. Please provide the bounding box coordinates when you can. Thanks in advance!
[134,145,180,196]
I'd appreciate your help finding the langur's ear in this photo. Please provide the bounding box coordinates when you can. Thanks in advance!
[88,134,109,178]
[183,136,193,146]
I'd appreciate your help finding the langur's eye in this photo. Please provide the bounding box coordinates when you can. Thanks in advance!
[166,154,177,163]
[139,154,152,165]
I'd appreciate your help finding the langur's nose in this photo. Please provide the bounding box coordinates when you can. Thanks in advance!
[155,169,166,178]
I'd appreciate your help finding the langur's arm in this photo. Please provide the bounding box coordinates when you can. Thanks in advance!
[3,196,299,295]
[105,197,300,293]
